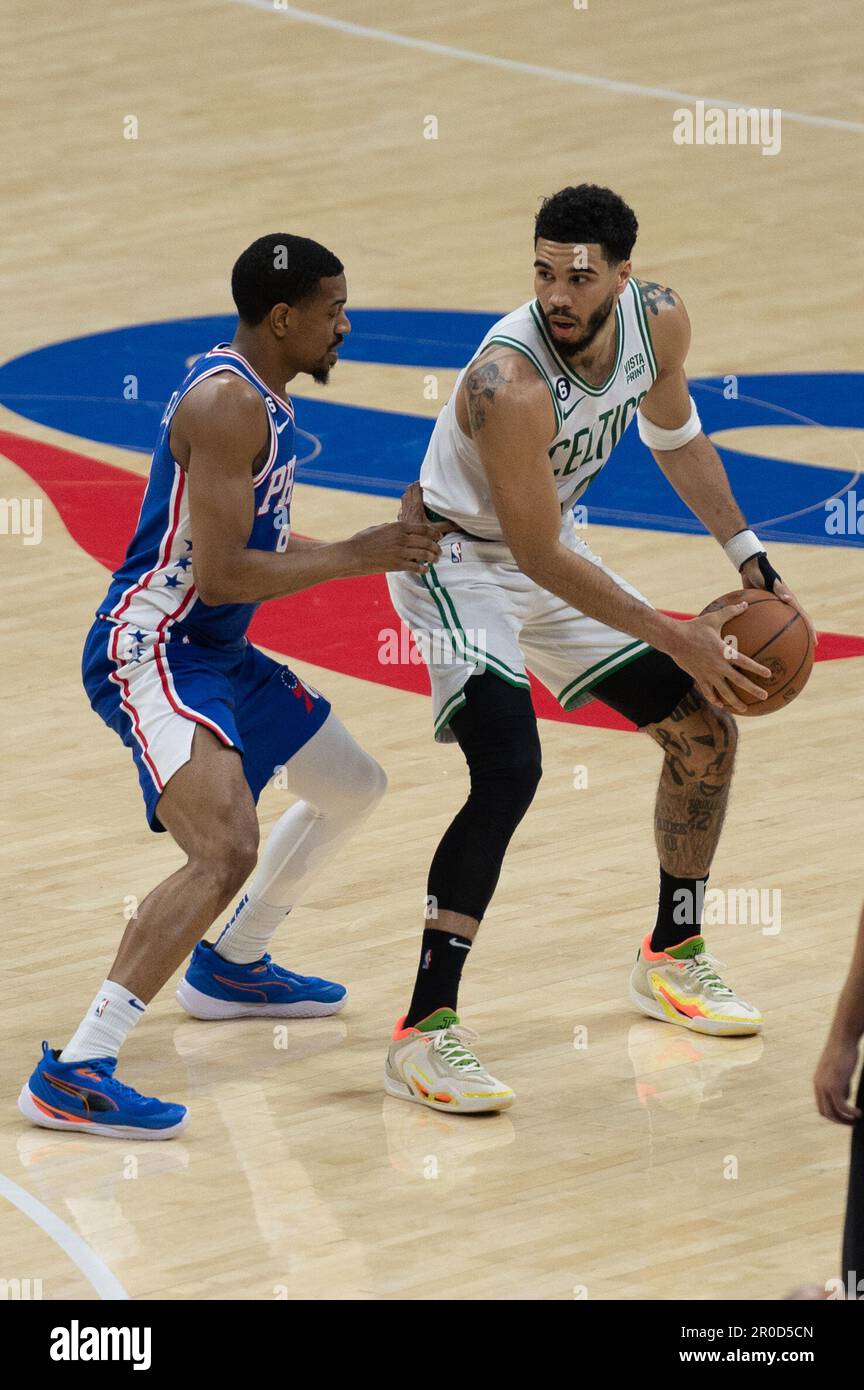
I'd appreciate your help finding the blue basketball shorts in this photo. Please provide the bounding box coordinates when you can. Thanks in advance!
[82,617,331,832]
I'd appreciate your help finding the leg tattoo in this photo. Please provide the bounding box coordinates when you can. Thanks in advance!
[646,688,737,878]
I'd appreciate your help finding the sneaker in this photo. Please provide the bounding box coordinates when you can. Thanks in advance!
[176,940,347,1019]
[18,1043,188,1140]
[384,1008,514,1113]
[629,934,763,1036]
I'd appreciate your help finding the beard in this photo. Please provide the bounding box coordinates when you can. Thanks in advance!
[310,337,343,386]
[543,291,616,357]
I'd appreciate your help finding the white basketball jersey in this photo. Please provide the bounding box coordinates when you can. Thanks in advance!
[421,278,658,540]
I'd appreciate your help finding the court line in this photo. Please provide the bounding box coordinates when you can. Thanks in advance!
[0,1171,130,1301]
[229,0,864,134]
[696,381,863,528]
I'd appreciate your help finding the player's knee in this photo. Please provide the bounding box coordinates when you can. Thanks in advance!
[321,748,388,822]
[707,704,738,768]
[510,744,543,809]
[454,672,542,816]
[689,688,738,765]
[227,831,259,886]
[654,690,738,778]
[354,752,388,813]
[191,820,259,897]
[474,743,542,819]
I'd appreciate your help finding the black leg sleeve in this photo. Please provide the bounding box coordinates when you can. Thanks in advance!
[427,672,542,922]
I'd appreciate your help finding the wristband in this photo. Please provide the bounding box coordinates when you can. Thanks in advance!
[723,528,763,570]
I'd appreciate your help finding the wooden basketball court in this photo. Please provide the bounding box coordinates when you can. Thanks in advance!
[1,0,862,1301]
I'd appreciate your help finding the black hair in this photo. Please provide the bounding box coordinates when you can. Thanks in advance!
[534,185,638,263]
[231,233,344,325]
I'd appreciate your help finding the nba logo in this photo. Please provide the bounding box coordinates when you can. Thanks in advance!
[450,541,463,563]
[95,997,110,1018]
[422,948,433,970]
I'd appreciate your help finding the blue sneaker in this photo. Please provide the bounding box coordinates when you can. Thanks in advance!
[18,1043,188,1140]
[176,940,348,1019]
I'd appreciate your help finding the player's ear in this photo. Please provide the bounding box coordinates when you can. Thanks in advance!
[268,302,294,338]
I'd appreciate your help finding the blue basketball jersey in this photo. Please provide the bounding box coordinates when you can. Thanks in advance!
[96,345,297,649]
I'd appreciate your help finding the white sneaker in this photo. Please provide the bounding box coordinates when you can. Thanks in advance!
[629,934,763,1036]
[384,1008,515,1113]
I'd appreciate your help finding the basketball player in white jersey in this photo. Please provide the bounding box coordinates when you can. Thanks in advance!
[384,185,815,1112]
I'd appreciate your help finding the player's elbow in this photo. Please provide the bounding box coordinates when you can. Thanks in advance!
[193,565,230,607]
[508,536,558,588]
[195,579,224,607]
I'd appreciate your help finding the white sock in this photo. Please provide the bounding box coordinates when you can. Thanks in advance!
[215,714,387,965]
[60,979,146,1063]
[213,891,288,965]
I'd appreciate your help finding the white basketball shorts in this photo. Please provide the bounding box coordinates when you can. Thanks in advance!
[386,514,653,742]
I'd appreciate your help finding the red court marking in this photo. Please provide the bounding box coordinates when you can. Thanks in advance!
[3,430,861,733]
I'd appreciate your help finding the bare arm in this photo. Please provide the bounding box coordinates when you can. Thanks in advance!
[171,374,443,606]
[638,282,816,641]
[638,287,746,544]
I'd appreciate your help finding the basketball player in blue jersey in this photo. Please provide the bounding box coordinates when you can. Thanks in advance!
[18,233,443,1139]
[384,186,816,1112]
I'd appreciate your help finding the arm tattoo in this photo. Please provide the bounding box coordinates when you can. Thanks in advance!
[638,280,677,317]
[465,360,509,432]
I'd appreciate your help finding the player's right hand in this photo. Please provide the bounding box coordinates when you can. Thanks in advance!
[669,603,773,713]
[347,520,444,575]
[813,1037,862,1125]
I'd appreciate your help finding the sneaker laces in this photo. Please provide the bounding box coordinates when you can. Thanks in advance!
[260,956,310,984]
[85,1058,147,1102]
[681,951,733,997]
[432,1025,483,1071]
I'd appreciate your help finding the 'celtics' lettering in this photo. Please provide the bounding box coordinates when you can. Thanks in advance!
[552,390,647,479]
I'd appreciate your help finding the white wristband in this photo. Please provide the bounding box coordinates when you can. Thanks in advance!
[636,395,702,451]
[724,529,764,570]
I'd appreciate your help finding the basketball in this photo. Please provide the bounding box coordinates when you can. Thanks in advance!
[700,588,814,715]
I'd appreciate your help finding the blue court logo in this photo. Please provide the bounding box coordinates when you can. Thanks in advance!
[0,310,861,547]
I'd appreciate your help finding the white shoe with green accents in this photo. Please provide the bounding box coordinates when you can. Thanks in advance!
[385,1008,515,1113]
[630,933,763,1036]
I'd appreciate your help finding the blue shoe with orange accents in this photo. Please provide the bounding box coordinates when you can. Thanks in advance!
[175,940,347,1019]
[18,1043,188,1139]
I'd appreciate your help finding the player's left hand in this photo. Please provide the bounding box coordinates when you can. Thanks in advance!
[399,480,450,537]
[739,555,818,648]
[398,481,427,525]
